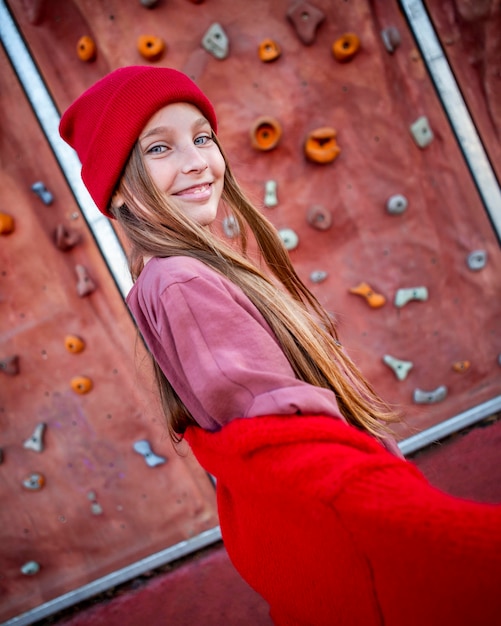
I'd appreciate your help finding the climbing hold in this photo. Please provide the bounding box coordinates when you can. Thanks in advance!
[75,265,96,297]
[64,335,86,354]
[310,270,328,283]
[21,561,41,576]
[386,194,408,215]
[410,116,434,148]
[0,355,20,376]
[304,127,341,164]
[332,33,361,62]
[137,35,166,61]
[140,0,160,7]
[264,180,278,208]
[70,376,93,395]
[466,250,487,271]
[413,385,447,404]
[23,423,46,453]
[286,1,325,45]
[306,205,332,230]
[349,282,386,308]
[258,38,281,62]
[452,360,470,373]
[278,228,299,251]
[202,23,229,59]
[383,354,413,381]
[250,116,282,151]
[381,26,401,54]
[76,36,97,62]
[31,181,53,205]
[222,215,240,238]
[394,286,428,307]
[54,224,81,251]
[87,491,103,515]
[133,440,167,467]
[0,212,15,234]
[22,472,46,490]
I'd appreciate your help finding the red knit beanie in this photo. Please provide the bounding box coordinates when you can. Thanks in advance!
[59,66,218,217]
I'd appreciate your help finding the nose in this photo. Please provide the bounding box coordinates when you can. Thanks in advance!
[180,144,208,174]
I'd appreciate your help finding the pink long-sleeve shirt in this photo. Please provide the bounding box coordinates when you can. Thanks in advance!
[126,256,346,429]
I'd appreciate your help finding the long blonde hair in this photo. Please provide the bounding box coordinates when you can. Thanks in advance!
[112,134,399,441]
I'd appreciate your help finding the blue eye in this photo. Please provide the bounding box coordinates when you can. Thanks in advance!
[148,144,167,154]
[194,134,211,146]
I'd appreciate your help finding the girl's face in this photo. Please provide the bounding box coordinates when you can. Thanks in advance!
[137,102,225,226]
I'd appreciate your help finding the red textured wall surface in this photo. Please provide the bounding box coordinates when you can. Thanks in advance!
[1,0,500,621]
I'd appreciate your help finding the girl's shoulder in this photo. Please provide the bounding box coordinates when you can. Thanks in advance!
[126,255,230,304]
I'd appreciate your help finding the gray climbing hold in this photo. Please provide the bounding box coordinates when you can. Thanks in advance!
[133,440,166,467]
[202,23,229,59]
[413,385,447,404]
[310,270,328,283]
[23,423,46,453]
[466,250,487,271]
[381,26,401,54]
[32,181,54,205]
[386,194,408,215]
[223,215,240,238]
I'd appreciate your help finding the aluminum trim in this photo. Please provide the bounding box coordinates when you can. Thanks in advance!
[399,395,501,456]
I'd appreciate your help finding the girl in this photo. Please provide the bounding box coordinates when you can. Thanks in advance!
[60,66,501,626]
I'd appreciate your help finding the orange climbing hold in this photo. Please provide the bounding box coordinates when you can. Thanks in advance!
[452,360,471,373]
[258,39,281,62]
[70,376,93,394]
[349,282,386,308]
[304,127,341,164]
[332,33,361,62]
[251,117,282,151]
[0,212,15,234]
[64,335,86,354]
[137,35,166,61]
[77,36,97,62]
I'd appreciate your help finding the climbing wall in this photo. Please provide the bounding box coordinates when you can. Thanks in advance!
[1,0,500,621]
[0,32,217,625]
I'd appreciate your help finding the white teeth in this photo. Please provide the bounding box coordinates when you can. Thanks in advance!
[182,184,208,194]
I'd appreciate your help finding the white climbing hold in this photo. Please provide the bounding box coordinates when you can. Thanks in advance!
[413,385,447,404]
[264,180,278,207]
[409,116,434,148]
[202,23,229,59]
[394,286,428,308]
[278,228,299,251]
[382,354,414,381]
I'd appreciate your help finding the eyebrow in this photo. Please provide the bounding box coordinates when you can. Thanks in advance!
[139,117,210,142]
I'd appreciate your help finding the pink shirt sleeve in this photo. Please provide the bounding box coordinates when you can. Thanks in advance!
[126,256,344,430]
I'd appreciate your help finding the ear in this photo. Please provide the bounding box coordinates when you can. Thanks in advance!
[111,190,126,209]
